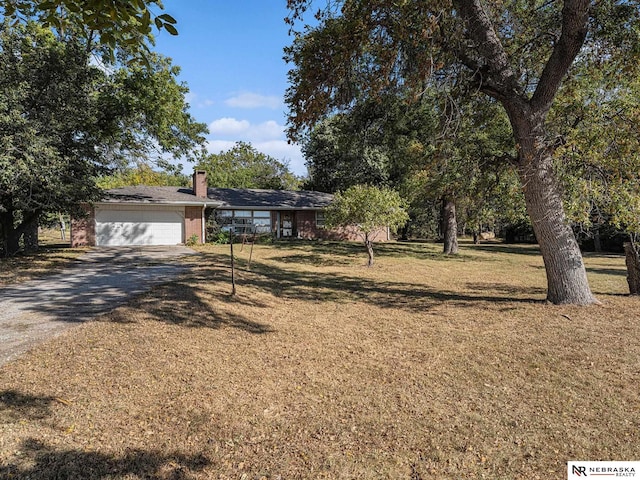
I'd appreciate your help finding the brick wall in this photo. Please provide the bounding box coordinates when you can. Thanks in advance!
[185,206,203,243]
[296,210,388,242]
[71,205,96,247]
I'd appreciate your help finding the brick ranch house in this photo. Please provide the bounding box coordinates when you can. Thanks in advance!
[71,170,390,247]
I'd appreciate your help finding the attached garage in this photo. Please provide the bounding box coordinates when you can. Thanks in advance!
[95,205,185,246]
[71,181,212,248]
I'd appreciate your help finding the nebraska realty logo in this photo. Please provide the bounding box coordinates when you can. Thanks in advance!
[568,461,639,478]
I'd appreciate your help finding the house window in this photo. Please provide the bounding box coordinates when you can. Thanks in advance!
[253,211,271,234]
[316,211,325,228]
[215,209,272,235]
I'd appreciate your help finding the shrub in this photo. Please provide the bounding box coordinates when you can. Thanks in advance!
[185,233,199,246]
[210,231,230,244]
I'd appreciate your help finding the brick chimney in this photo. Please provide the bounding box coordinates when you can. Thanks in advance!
[193,170,207,198]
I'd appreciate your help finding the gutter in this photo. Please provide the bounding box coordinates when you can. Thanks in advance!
[95,201,208,207]
[202,204,206,244]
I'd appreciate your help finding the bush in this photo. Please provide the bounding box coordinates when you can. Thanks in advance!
[210,231,230,244]
[185,233,199,246]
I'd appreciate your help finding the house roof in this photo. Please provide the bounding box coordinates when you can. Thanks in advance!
[99,186,333,210]
[207,188,333,210]
[100,186,210,206]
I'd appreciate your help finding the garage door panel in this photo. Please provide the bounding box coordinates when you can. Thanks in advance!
[95,207,184,246]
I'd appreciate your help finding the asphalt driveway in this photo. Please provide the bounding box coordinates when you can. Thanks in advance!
[0,246,197,366]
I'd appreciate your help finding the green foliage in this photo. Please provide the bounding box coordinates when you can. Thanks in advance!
[208,230,230,245]
[96,164,189,189]
[286,1,640,303]
[0,22,105,254]
[97,53,208,167]
[198,142,301,190]
[0,0,178,63]
[303,94,416,193]
[303,87,520,240]
[0,22,204,255]
[303,115,388,192]
[325,184,408,266]
[325,185,409,237]
[185,233,199,247]
[551,44,640,241]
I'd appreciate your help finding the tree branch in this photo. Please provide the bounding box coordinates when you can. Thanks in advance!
[453,0,522,101]
[530,0,589,114]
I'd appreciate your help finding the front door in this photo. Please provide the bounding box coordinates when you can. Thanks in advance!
[280,211,295,238]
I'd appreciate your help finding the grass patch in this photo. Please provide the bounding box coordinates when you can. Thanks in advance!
[0,228,85,286]
[0,241,638,479]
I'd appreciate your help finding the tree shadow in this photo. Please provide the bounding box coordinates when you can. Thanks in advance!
[235,255,545,312]
[270,239,480,262]
[0,250,274,333]
[0,390,57,421]
[465,282,547,296]
[374,241,479,261]
[276,253,354,267]
[105,257,274,334]
[466,243,542,256]
[585,266,627,277]
[270,240,363,258]
[0,439,210,480]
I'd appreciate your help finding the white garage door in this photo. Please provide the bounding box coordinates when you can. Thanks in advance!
[95,206,184,246]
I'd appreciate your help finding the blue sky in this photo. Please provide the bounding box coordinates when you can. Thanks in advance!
[152,1,307,176]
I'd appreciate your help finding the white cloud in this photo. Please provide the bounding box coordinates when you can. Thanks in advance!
[254,140,306,176]
[205,139,239,154]
[250,120,286,141]
[185,92,214,109]
[198,99,215,108]
[209,117,250,135]
[208,117,285,142]
[205,117,306,176]
[225,92,282,109]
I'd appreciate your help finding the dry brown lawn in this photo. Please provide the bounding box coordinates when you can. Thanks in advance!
[0,229,83,286]
[0,240,638,479]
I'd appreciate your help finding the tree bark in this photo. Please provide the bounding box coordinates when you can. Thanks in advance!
[0,211,19,257]
[364,233,374,267]
[624,241,640,295]
[516,128,597,305]
[23,215,39,252]
[455,0,595,305]
[442,196,458,255]
[593,227,602,253]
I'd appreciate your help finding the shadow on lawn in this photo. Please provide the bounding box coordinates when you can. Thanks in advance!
[466,243,541,256]
[277,252,354,267]
[106,259,274,334]
[0,390,57,421]
[0,250,273,335]
[270,239,480,262]
[585,266,627,277]
[0,439,210,480]
[235,254,545,311]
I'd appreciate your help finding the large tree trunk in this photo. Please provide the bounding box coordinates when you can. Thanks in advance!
[23,214,39,252]
[442,196,458,255]
[0,210,41,257]
[517,131,597,305]
[593,227,602,253]
[0,211,20,257]
[624,241,640,295]
[473,223,482,245]
[455,0,593,304]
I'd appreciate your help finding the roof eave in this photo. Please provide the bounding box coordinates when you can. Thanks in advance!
[212,205,329,210]
[97,200,213,207]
